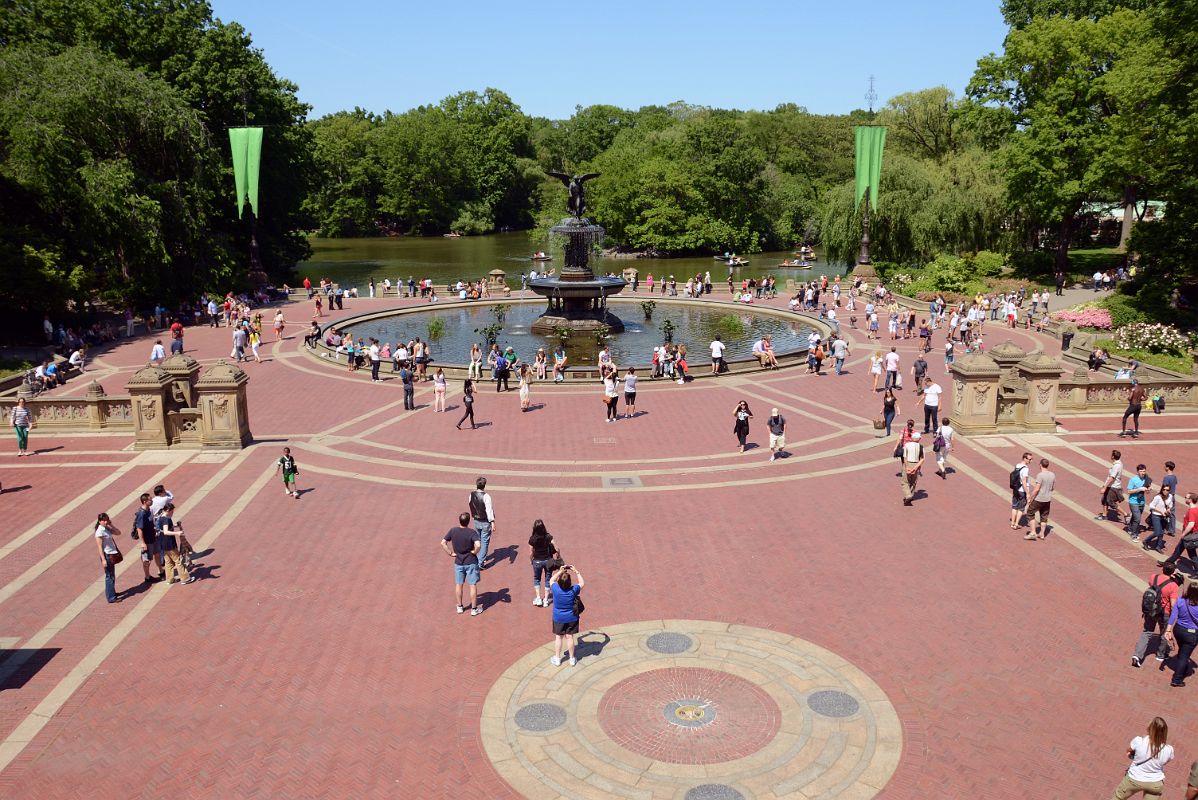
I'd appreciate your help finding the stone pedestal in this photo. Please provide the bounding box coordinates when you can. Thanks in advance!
[196,360,252,449]
[948,354,1002,435]
[1018,352,1065,431]
[988,340,1028,380]
[127,366,172,450]
[84,381,107,430]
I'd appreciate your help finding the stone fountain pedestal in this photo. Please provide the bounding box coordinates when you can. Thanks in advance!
[528,215,626,333]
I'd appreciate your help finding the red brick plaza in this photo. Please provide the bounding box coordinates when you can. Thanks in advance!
[1,290,1195,798]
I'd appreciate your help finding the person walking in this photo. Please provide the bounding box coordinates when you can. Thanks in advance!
[767,408,786,462]
[921,377,942,433]
[1110,717,1173,798]
[441,512,482,616]
[870,350,883,392]
[883,347,901,390]
[901,431,924,506]
[880,388,899,437]
[155,503,195,585]
[10,397,31,457]
[1143,485,1176,553]
[1162,461,1179,536]
[1121,379,1148,438]
[133,492,165,584]
[518,364,531,412]
[399,362,415,410]
[94,512,124,604]
[1097,450,1126,523]
[1126,464,1150,540]
[1025,458,1055,539]
[1009,452,1033,530]
[831,335,849,375]
[933,417,953,478]
[549,564,585,667]
[733,400,753,453]
[456,379,476,430]
[1163,492,1198,567]
[432,367,447,412]
[274,446,300,498]
[623,368,637,418]
[1132,562,1179,668]
[1165,582,1198,687]
[528,520,559,607]
[469,477,496,570]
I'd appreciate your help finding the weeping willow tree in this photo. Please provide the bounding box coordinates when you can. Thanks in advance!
[820,149,1009,265]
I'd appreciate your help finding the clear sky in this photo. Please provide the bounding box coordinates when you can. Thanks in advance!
[209,0,1009,120]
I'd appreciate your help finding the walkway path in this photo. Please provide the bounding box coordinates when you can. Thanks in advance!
[0,289,1194,798]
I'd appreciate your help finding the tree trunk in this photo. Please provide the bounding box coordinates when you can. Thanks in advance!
[1056,212,1073,275]
[1119,183,1137,263]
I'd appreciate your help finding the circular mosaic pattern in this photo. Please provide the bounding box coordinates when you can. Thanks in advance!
[514,703,567,733]
[684,786,746,800]
[481,621,902,799]
[808,689,861,719]
[646,631,694,654]
[598,668,778,763]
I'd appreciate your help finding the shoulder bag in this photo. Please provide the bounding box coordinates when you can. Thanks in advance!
[572,590,585,617]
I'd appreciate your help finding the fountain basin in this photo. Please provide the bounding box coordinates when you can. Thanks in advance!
[528,275,627,333]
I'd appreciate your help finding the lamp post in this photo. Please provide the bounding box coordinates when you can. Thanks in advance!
[857,186,872,266]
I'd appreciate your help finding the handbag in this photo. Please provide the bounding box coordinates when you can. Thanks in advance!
[572,592,585,616]
[108,548,123,565]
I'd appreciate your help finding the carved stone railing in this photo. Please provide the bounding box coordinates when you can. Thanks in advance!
[0,382,133,431]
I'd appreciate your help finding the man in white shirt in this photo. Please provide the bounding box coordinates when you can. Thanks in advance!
[369,339,382,382]
[751,338,768,367]
[1093,270,1104,292]
[921,378,943,432]
[1098,449,1125,522]
[709,336,725,375]
[883,347,901,390]
[207,298,219,327]
[68,349,85,372]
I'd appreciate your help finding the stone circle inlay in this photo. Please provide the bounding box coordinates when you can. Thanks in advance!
[514,702,567,732]
[599,667,778,764]
[808,689,861,718]
[645,631,694,654]
[482,620,902,799]
[684,785,746,800]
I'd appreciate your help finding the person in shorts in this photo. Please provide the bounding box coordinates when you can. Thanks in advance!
[549,564,585,667]
[1009,452,1032,530]
[1025,458,1055,540]
[441,512,482,616]
[274,447,300,498]
[767,408,786,462]
[134,492,165,584]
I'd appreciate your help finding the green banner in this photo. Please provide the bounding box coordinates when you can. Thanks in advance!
[854,126,887,211]
[228,127,264,218]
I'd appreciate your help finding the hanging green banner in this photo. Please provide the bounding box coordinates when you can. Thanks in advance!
[228,127,264,218]
[854,126,887,211]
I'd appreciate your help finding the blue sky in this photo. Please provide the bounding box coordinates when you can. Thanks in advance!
[210,0,1009,120]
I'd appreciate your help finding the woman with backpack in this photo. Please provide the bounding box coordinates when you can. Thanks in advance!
[549,564,584,667]
[1165,582,1198,688]
[1110,717,1173,798]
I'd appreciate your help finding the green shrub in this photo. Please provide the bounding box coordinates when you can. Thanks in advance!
[969,250,1005,277]
[1097,294,1148,328]
[906,254,986,296]
[426,318,446,339]
[1009,250,1053,279]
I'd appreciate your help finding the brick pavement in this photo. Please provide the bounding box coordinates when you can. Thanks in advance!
[0,294,1196,798]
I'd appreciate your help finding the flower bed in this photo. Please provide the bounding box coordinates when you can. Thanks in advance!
[1116,322,1192,355]
[1051,308,1113,329]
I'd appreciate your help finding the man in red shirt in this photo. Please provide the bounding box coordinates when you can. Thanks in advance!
[303,276,313,299]
[1163,493,1198,566]
[1132,562,1180,667]
[169,317,184,354]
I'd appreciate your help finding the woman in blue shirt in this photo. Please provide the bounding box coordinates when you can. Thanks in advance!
[1165,582,1198,687]
[549,565,585,667]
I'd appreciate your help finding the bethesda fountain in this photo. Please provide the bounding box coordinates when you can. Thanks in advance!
[528,171,626,333]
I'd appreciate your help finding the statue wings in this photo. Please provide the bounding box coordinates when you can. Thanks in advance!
[546,171,601,186]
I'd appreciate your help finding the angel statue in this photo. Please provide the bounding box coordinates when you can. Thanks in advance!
[546,171,600,219]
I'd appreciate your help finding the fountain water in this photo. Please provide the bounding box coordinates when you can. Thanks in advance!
[528,173,626,333]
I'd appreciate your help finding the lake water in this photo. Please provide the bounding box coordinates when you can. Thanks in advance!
[300,233,849,292]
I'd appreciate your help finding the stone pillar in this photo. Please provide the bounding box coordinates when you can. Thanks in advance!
[84,381,106,430]
[948,353,1002,435]
[987,340,1028,381]
[1018,352,1066,432]
[159,354,201,411]
[195,360,252,449]
[126,366,172,450]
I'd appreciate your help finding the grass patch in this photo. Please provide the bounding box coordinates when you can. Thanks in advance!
[1093,339,1194,375]
[1068,247,1124,279]
[0,358,33,380]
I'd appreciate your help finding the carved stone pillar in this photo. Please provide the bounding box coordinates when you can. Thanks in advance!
[126,366,172,450]
[948,353,1002,435]
[84,381,106,430]
[196,360,252,449]
[988,340,1028,381]
[1018,352,1066,431]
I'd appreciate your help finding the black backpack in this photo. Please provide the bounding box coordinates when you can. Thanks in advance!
[1009,466,1024,491]
[1142,576,1170,616]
